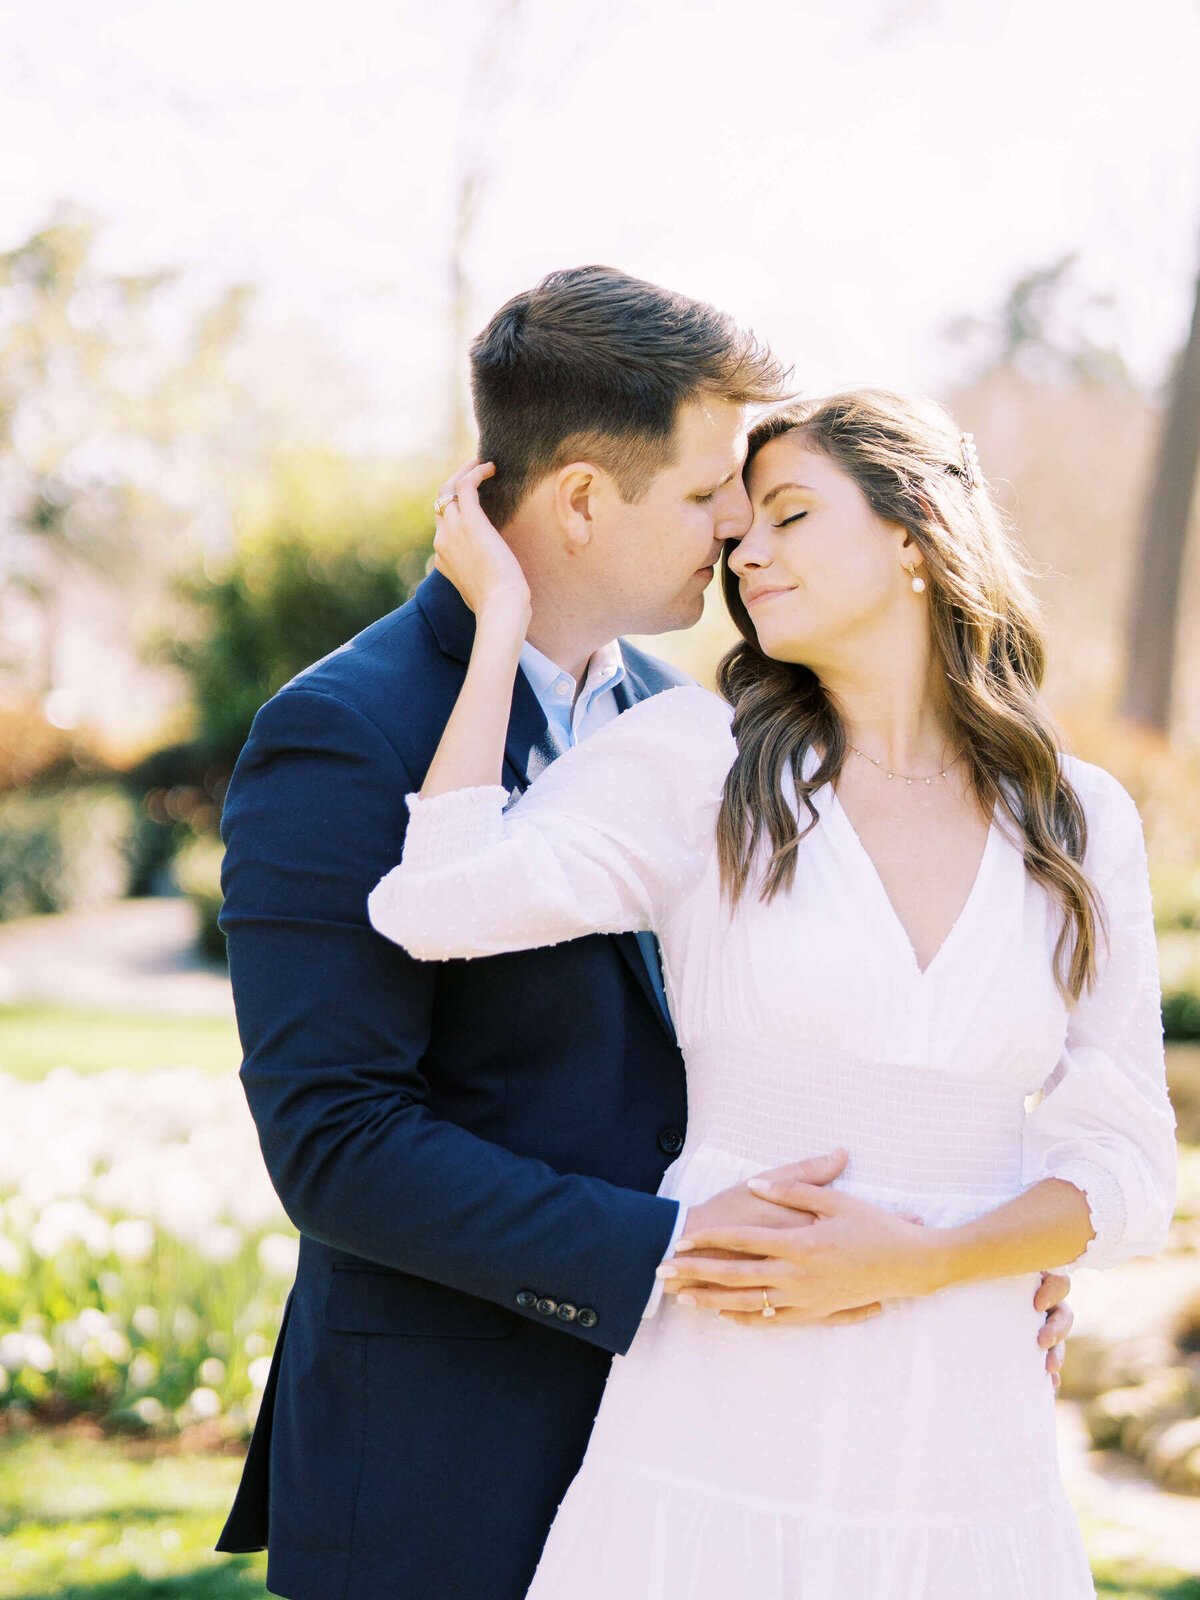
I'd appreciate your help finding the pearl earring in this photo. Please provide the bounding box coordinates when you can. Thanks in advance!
[905,562,926,594]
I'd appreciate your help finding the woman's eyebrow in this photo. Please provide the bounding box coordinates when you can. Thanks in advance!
[760,481,815,508]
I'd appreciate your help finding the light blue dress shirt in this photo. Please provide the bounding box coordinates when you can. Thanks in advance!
[518,638,687,1312]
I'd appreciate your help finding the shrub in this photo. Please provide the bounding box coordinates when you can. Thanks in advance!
[170,454,435,768]
[1161,933,1200,1043]
[0,703,76,794]
[174,834,227,960]
[0,788,136,921]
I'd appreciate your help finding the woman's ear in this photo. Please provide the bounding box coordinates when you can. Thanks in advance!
[899,528,925,572]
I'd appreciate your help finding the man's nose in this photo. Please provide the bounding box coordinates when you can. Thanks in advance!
[715,485,753,542]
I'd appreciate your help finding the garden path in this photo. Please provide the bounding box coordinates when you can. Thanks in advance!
[1059,1395,1200,1573]
[0,898,233,1017]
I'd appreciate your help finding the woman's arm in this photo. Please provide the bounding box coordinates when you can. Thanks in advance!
[1017,767,1177,1270]
[420,460,532,799]
[924,1178,1093,1286]
[656,1169,1093,1319]
[368,467,735,963]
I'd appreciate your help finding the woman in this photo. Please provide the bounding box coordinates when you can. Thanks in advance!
[367,391,1176,1597]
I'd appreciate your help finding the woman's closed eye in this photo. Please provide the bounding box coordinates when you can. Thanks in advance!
[772,512,808,529]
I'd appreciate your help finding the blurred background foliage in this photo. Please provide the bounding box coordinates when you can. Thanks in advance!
[166,453,434,767]
[0,211,439,947]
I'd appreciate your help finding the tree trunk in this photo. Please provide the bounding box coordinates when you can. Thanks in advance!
[1121,259,1200,730]
[446,0,523,463]
[448,167,481,464]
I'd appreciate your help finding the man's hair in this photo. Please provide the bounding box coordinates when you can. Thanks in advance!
[469,265,790,526]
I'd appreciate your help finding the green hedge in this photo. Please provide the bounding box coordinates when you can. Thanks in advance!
[1160,931,1200,1042]
[0,788,137,921]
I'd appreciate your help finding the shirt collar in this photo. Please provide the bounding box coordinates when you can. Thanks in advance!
[519,638,625,710]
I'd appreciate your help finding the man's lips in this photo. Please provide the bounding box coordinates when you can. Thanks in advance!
[743,585,796,608]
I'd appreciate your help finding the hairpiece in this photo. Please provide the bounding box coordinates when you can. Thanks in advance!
[957,432,981,493]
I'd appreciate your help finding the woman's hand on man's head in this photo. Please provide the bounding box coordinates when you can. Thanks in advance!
[432,461,532,631]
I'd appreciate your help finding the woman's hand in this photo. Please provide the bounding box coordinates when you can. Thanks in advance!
[417,462,530,800]
[433,461,531,631]
[660,1174,943,1322]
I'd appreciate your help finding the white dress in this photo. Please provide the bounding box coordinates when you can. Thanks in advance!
[368,687,1177,1600]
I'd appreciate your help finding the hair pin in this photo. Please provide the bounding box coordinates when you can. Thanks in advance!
[958,432,981,493]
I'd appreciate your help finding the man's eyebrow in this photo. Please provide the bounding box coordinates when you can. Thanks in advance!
[695,468,738,496]
[761,481,814,508]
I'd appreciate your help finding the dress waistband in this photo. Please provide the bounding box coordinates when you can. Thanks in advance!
[678,1032,1027,1197]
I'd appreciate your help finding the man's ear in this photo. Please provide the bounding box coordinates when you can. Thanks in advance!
[553,462,600,551]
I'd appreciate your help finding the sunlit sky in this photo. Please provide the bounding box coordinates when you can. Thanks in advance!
[4,0,1200,454]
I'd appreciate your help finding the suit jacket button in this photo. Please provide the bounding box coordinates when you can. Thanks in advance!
[516,1290,538,1309]
[556,1303,577,1322]
[536,1297,558,1317]
[576,1307,598,1328]
[657,1126,684,1156]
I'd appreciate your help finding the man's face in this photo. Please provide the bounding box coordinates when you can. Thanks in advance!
[597,397,751,636]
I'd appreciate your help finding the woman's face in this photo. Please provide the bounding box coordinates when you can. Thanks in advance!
[729,434,922,670]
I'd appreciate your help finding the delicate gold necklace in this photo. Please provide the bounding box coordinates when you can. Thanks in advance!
[847,744,957,786]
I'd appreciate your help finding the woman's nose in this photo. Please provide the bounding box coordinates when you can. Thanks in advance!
[728,524,768,574]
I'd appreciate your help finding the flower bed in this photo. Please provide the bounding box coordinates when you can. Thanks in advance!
[0,1068,294,1437]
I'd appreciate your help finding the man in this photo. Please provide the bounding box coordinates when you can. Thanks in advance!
[216,266,1072,1600]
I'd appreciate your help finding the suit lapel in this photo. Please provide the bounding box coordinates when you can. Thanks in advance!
[609,668,676,1040]
[505,675,675,1040]
[416,572,559,797]
[502,670,560,796]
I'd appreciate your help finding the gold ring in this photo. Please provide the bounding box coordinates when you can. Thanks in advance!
[433,493,457,517]
[761,1291,776,1319]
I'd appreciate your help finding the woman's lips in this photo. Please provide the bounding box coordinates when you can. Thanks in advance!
[743,586,795,608]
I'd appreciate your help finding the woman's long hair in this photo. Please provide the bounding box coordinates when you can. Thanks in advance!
[716,390,1101,1002]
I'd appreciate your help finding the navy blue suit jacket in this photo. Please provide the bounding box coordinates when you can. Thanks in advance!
[215,572,691,1600]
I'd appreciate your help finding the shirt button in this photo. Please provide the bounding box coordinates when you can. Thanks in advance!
[516,1290,538,1309]
[554,679,571,696]
[556,1303,577,1323]
[536,1297,558,1317]
[657,1127,685,1156]
[576,1307,598,1329]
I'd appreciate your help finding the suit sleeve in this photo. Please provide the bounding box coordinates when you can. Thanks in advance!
[221,684,680,1356]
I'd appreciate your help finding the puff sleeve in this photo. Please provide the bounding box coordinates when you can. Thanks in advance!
[1021,763,1177,1269]
[368,686,735,960]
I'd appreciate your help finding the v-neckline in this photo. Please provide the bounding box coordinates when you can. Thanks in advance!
[826,788,1001,982]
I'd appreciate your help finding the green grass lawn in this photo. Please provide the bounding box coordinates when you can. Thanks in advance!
[0,1433,1196,1600]
[0,1008,241,1082]
[0,1433,267,1599]
[1092,1563,1200,1600]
